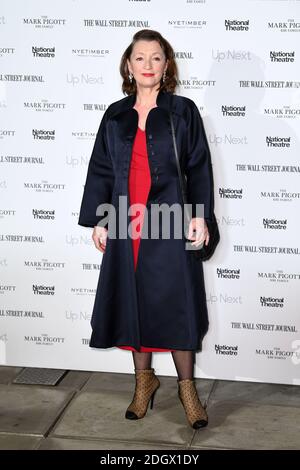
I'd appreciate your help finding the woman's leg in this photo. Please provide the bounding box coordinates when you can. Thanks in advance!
[132,351,152,370]
[172,350,208,428]
[171,350,195,380]
[125,351,159,420]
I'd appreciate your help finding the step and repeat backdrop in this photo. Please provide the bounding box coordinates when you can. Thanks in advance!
[1,0,300,385]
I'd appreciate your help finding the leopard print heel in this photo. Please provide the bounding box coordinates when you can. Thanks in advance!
[125,368,160,420]
[177,378,208,429]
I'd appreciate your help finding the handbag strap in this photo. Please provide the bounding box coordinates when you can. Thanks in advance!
[169,110,187,203]
[169,107,191,227]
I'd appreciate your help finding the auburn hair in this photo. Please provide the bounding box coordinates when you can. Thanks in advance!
[120,29,178,95]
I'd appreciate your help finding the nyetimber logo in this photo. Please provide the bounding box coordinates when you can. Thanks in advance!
[263,218,287,230]
[260,296,284,308]
[266,136,291,148]
[168,20,207,29]
[71,48,110,58]
[215,344,239,356]
[219,187,243,199]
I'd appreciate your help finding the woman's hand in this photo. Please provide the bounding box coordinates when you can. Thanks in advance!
[187,217,209,247]
[92,226,108,253]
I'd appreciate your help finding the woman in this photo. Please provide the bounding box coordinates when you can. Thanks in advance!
[78,29,215,429]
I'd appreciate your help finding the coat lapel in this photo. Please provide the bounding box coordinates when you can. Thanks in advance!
[111,88,174,142]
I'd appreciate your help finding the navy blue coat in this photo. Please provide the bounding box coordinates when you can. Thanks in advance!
[78,88,215,351]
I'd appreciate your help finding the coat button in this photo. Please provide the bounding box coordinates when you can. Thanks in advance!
[148,134,153,140]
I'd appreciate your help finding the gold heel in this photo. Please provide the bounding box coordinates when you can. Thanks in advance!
[177,378,208,429]
[125,368,160,420]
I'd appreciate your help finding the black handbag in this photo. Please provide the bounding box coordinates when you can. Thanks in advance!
[169,109,220,261]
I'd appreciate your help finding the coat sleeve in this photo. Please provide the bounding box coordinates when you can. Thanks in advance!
[184,100,214,221]
[78,108,115,228]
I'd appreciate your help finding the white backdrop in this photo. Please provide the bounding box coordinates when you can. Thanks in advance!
[1,0,300,385]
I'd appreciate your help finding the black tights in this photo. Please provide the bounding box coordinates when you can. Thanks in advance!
[132,350,195,380]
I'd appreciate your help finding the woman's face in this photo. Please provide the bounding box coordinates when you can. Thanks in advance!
[127,40,168,90]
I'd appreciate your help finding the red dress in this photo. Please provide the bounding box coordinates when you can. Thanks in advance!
[117,127,174,353]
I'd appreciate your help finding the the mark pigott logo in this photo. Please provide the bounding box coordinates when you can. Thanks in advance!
[260,190,300,202]
[267,20,300,33]
[23,16,66,28]
[258,270,300,283]
[256,347,299,361]
[24,334,65,346]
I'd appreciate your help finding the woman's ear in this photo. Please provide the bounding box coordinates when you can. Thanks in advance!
[127,59,131,75]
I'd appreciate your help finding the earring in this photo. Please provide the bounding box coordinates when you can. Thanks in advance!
[129,73,133,83]
[163,70,167,82]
